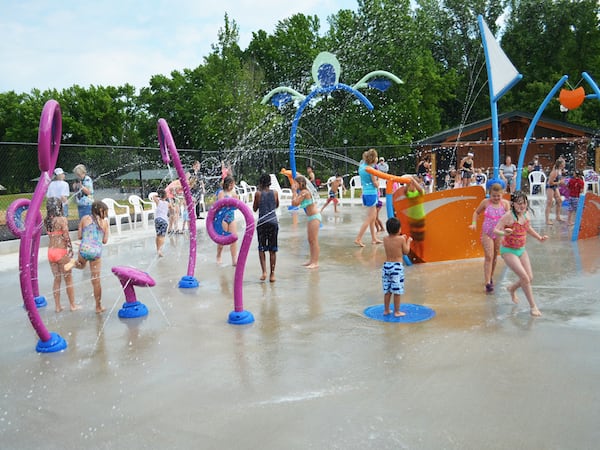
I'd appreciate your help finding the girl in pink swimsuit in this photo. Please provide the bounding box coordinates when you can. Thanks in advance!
[469,182,510,293]
[44,197,78,312]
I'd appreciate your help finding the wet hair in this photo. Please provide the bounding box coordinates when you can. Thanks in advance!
[92,200,108,220]
[510,190,530,215]
[44,197,64,232]
[295,175,307,190]
[364,148,378,165]
[258,173,271,190]
[222,175,235,191]
[386,217,401,235]
[489,182,504,194]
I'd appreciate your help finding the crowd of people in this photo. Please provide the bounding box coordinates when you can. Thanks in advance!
[41,153,596,318]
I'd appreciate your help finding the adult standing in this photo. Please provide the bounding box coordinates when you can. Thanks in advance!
[47,167,70,218]
[499,155,517,193]
[188,160,205,219]
[72,164,94,219]
[354,148,382,247]
[377,157,389,173]
[545,158,566,225]
[459,152,475,187]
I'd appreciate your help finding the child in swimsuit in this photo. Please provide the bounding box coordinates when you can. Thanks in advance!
[253,173,279,282]
[44,197,78,312]
[545,158,566,224]
[469,182,510,293]
[216,175,238,266]
[494,191,548,316]
[65,200,109,313]
[292,174,320,269]
[382,217,412,317]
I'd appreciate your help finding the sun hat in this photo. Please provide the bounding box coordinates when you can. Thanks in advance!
[54,168,64,176]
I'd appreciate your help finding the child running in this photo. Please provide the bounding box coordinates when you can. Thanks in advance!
[65,200,109,313]
[469,182,510,293]
[320,174,345,213]
[494,191,548,316]
[253,173,279,282]
[44,197,79,312]
[382,217,412,317]
[153,188,169,256]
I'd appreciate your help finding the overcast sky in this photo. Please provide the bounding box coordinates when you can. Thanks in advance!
[1,0,357,94]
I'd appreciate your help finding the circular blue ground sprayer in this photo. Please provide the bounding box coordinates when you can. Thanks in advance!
[364,303,436,323]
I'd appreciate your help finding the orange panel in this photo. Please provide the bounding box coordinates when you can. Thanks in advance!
[577,192,600,240]
[392,186,487,263]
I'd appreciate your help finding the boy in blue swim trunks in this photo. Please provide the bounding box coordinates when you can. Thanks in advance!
[382,217,412,317]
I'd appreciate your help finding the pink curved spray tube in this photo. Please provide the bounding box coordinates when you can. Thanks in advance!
[15,100,67,351]
[157,119,199,287]
[206,197,255,323]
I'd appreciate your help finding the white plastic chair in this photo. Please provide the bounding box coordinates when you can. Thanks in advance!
[240,181,257,202]
[128,195,155,229]
[349,175,362,199]
[102,198,132,234]
[583,169,599,194]
[269,174,292,200]
[528,171,547,208]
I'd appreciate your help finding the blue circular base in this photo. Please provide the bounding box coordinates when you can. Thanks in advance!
[36,332,67,353]
[364,303,436,323]
[118,301,148,318]
[179,275,199,288]
[228,310,255,325]
[34,296,47,308]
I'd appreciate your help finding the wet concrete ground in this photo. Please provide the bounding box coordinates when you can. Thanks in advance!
[1,200,599,449]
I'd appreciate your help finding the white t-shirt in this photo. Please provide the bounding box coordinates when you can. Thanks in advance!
[47,180,70,203]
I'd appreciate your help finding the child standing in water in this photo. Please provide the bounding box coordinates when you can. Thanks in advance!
[494,191,548,316]
[44,197,79,312]
[469,182,511,293]
[216,176,239,266]
[567,169,584,226]
[65,200,109,313]
[382,217,412,317]
[253,173,279,282]
[153,188,169,256]
[291,174,320,269]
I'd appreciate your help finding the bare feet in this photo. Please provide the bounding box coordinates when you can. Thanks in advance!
[394,311,406,317]
[530,307,542,317]
[158,250,163,257]
[70,304,81,311]
[383,309,391,316]
[302,261,311,266]
[507,285,519,304]
[557,218,565,223]
[96,306,106,313]
[372,240,383,245]
[546,220,553,225]
[216,257,222,265]
[354,240,365,247]
[269,273,276,283]
[55,306,63,313]
[305,263,319,269]
[568,222,575,226]
[260,273,267,281]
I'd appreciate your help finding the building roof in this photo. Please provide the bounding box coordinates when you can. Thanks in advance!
[416,111,598,146]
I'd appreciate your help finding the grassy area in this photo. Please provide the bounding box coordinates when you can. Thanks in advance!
[0,193,80,225]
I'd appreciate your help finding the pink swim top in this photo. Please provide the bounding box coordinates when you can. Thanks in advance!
[481,202,506,238]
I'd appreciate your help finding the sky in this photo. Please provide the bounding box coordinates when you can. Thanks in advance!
[1,0,358,94]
